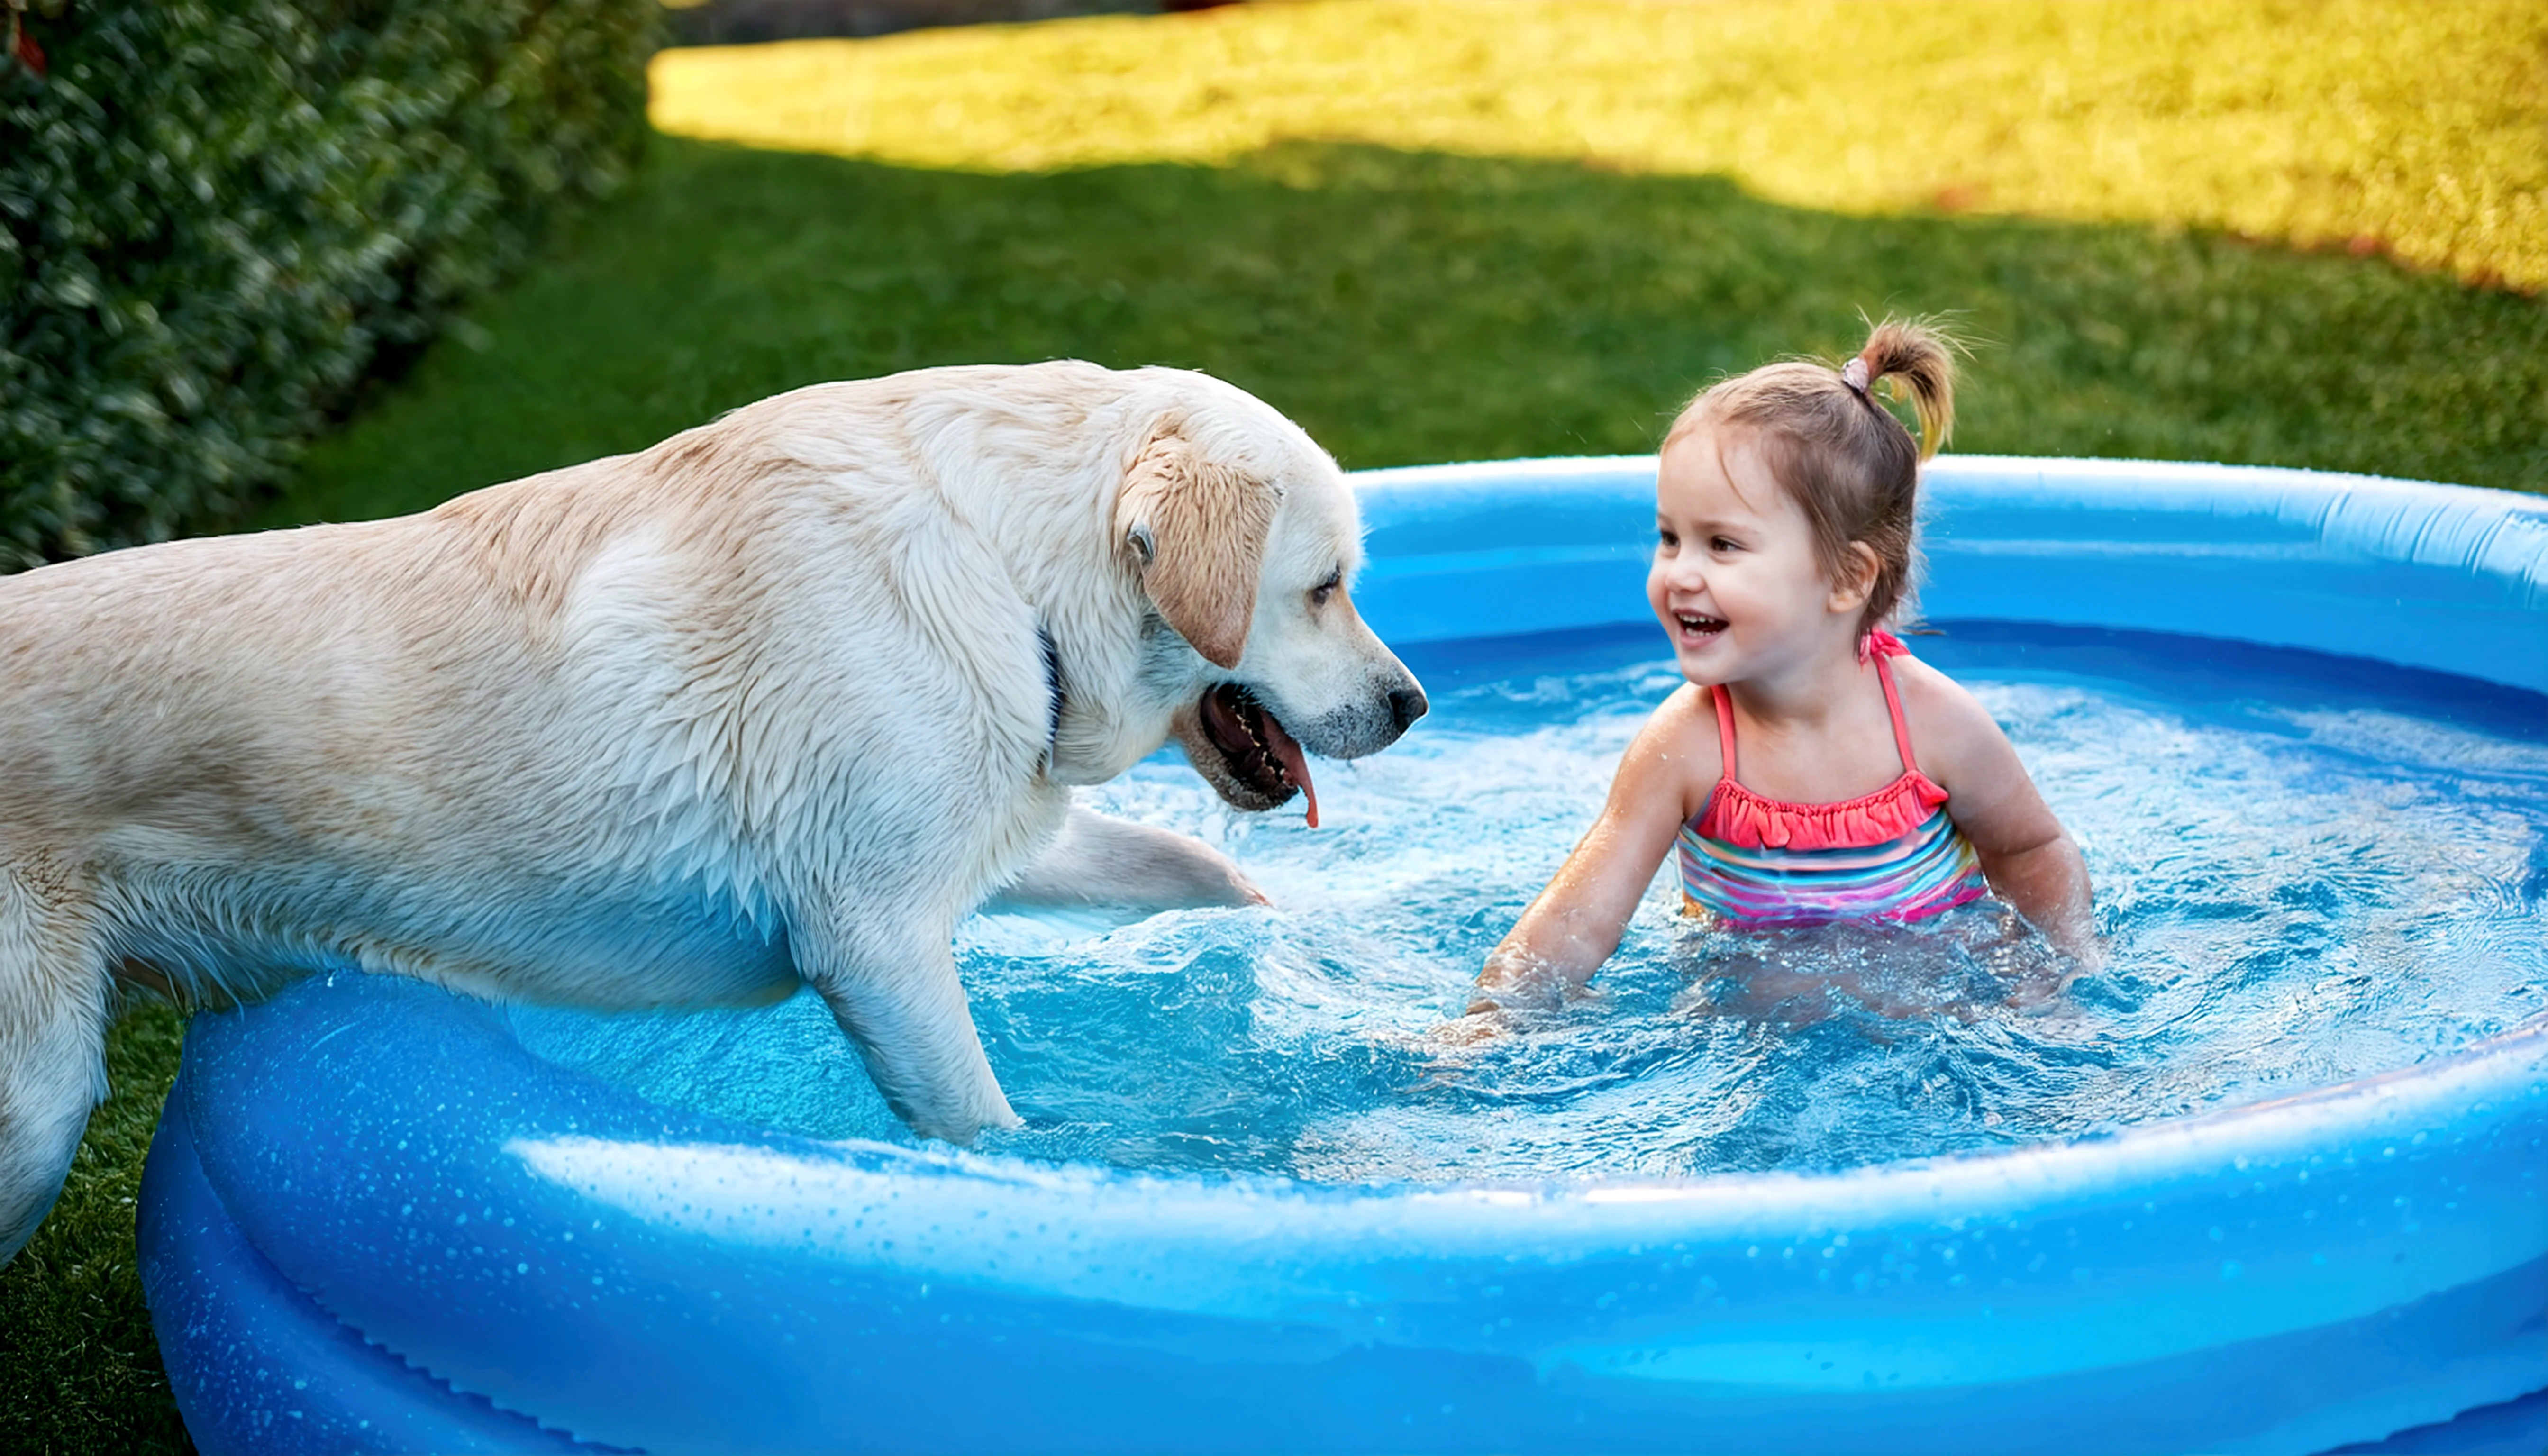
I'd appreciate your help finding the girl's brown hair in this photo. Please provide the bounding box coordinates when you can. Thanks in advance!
[1662,318,1959,638]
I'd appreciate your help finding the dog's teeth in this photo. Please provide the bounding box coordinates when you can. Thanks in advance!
[1210,688,1300,799]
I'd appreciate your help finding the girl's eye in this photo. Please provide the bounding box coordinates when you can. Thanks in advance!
[1711,537,1742,553]
[1657,529,1679,549]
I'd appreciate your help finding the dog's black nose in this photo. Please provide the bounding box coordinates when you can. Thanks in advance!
[1388,684,1429,733]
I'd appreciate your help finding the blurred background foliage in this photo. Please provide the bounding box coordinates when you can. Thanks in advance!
[0,0,658,571]
[659,0,1165,47]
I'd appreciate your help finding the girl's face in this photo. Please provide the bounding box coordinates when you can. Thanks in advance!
[1647,427,1864,686]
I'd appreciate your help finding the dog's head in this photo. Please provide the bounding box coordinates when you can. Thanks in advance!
[1110,379,1425,825]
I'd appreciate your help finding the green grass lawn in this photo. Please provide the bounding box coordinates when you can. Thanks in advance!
[275,134,2545,528]
[9,9,2546,1452]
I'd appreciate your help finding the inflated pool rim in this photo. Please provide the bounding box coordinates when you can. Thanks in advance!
[140,456,2548,1456]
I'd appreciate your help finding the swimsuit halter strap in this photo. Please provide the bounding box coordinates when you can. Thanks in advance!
[1710,682,1739,782]
[1712,639,1918,786]
[1874,650,1919,777]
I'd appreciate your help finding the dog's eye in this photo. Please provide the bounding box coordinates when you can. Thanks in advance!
[1310,567,1341,607]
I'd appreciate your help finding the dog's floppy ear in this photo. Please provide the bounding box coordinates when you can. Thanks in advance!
[1113,428,1279,670]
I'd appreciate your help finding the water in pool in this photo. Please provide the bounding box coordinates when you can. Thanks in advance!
[508,624,2548,1183]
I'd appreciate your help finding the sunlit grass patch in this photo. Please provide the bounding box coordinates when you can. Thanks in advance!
[651,0,2548,293]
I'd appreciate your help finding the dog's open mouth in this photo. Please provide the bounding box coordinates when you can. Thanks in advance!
[1198,683,1319,828]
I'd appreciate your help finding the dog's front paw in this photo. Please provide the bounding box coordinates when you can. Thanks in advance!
[904,1089,1025,1146]
[1206,858,1271,909]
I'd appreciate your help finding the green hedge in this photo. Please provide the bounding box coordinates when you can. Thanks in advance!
[0,0,657,571]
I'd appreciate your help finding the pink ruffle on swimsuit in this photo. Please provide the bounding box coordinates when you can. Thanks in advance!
[1678,631,1989,927]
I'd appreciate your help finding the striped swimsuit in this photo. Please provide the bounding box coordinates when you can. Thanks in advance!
[1678,632,1989,927]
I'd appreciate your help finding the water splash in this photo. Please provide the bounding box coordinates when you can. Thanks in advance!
[510,635,2548,1184]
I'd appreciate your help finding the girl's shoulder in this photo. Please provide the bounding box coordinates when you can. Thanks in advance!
[1619,682,1726,825]
[1889,650,2017,786]
[1647,679,1725,741]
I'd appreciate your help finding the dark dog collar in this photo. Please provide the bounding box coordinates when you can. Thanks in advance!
[1038,625,1065,769]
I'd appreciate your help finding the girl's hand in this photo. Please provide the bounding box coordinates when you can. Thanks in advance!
[1468,689,1716,1011]
[1469,947,1571,1016]
[1434,1005,1514,1045]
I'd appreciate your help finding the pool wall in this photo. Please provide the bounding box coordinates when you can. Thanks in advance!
[1353,456,2548,692]
[139,457,2548,1456]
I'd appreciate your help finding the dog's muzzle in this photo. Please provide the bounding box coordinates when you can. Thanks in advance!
[1181,669,1427,828]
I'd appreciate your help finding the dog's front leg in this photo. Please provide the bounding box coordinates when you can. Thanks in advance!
[799,919,1021,1144]
[988,803,1267,912]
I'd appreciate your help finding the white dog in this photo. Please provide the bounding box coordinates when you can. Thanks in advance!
[0,362,1426,1261]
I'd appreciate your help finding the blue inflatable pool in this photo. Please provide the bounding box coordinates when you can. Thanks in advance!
[139,456,2548,1456]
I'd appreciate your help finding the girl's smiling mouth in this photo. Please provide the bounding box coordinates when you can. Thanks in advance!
[1674,611,1728,639]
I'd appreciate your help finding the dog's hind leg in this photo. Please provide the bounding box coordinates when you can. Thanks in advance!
[0,861,113,1265]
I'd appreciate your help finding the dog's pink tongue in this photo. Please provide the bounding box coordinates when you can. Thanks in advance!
[1260,711,1319,829]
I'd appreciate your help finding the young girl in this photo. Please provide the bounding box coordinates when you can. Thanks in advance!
[1467,320,2093,1018]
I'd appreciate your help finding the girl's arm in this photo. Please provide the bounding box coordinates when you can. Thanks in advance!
[1468,691,1714,1014]
[1896,662,2096,962]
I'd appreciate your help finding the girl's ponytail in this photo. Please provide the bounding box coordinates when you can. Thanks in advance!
[1847,318,1958,462]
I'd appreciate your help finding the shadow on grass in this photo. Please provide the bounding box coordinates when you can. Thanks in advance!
[273,135,2547,527]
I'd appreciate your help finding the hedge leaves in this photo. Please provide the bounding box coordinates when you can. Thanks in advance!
[0,0,655,569]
